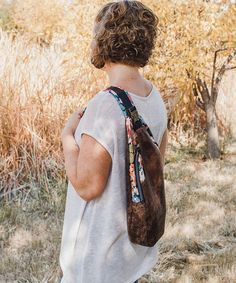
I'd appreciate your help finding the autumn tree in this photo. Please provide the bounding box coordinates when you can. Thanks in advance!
[144,0,236,158]
[5,0,236,157]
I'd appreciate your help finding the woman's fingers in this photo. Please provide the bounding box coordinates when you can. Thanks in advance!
[61,111,82,136]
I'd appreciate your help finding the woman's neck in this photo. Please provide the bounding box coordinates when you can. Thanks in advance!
[104,63,151,97]
[106,63,141,84]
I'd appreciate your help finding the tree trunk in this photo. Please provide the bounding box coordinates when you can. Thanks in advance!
[191,48,236,160]
[205,102,220,159]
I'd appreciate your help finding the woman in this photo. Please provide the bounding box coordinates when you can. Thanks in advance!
[59,1,168,282]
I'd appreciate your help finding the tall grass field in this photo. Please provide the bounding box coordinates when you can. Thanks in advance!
[0,0,235,282]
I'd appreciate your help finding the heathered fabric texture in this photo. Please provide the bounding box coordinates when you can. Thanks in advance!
[59,83,168,283]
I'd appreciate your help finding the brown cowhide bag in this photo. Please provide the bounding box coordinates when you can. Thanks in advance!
[106,86,166,247]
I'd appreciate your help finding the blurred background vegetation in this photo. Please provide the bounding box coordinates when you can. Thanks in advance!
[0,0,235,282]
[0,0,235,198]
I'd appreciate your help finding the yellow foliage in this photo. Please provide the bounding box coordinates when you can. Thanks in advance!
[0,0,235,196]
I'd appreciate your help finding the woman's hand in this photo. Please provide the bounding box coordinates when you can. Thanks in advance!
[60,107,86,187]
[61,108,84,138]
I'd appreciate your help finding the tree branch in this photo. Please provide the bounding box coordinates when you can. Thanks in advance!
[196,76,210,104]
[192,82,198,96]
[196,98,205,111]
[212,48,236,104]
[225,65,236,71]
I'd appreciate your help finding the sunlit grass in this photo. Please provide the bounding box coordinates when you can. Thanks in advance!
[0,26,106,200]
[1,139,236,282]
[0,0,235,281]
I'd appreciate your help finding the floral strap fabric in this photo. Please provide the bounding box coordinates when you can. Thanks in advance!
[105,86,158,203]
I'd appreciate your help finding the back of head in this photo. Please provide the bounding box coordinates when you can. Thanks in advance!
[91,0,159,69]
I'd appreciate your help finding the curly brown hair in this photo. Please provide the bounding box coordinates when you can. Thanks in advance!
[90,0,159,69]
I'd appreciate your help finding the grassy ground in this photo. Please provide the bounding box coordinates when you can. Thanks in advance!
[0,137,235,283]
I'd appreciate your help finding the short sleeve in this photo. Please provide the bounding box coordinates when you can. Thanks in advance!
[155,90,168,145]
[163,103,168,131]
[75,93,117,159]
[158,90,168,132]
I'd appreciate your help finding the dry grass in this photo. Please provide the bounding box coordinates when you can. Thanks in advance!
[0,27,105,199]
[0,137,235,282]
[0,1,235,282]
[145,137,236,283]
[0,0,234,198]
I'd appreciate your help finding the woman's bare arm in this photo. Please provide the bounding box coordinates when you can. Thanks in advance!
[61,130,112,202]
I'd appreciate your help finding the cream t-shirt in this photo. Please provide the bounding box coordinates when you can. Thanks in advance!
[59,83,168,283]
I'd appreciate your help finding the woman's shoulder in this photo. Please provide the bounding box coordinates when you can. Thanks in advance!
[87,89,122,116]
[89,88,114,101]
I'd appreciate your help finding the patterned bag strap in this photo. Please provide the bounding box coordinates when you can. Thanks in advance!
[106,86,142,130]
[105,86,157,145]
